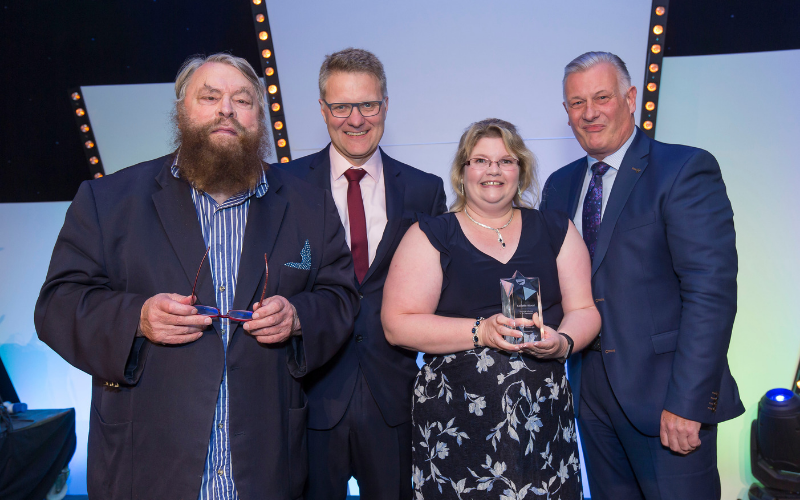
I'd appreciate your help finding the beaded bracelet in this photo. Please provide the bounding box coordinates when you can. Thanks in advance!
[472,317,485,349]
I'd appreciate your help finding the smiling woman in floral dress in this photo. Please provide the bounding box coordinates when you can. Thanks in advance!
[382,118,600,499]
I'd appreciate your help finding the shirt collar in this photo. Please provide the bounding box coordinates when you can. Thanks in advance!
[329,144,383,181]
[171,152,269,199]
[586,126,638,172]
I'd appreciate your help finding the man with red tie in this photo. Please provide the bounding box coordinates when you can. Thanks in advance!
[278,48,446,499]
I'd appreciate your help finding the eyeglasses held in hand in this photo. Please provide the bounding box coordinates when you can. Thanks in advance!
[322,99,385,118]
[191,247,268,322]
[465,158,519,171]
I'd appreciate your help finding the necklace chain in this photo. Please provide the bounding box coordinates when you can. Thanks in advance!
[463,207,514,248]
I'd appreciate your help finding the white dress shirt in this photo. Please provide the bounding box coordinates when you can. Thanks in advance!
[573,127,638,237]
[329,145,388,266]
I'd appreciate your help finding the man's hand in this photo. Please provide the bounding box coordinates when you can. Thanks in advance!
[139,293,210,345]
[660,409,702,454]
[243,295,301,344]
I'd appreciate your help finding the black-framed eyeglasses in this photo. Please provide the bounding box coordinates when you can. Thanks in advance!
[322,99,385,118]
[191,247,269,322]
[465,158,519,171]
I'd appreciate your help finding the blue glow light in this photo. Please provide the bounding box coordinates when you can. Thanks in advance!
[765,388,795,403]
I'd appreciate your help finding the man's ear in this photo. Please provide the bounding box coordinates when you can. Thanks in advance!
[626,86,638,115]
[562,102,570,126]
[319,99,328,123]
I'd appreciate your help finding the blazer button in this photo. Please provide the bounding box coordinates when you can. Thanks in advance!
[355,335,363,342]
[358,293,364,299]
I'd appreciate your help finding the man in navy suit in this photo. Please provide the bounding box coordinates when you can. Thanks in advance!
[35,53,358,500]
[539,52,743,499]
[278,48,446,499]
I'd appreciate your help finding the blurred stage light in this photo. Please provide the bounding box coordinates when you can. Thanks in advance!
[71,92,81,101]
[280,157,289,163]
[75,108,85,117]
[80,124,90,133]
[656,6,665,15]
[653,25,664,35]
[651,44,662,54]
[647,82,658,92]
[643,121,654,130]
[251,0,291,161]
[649,63,659,73]
[69,87,104,178]
[748,389,800,500]
[645,101,656,111]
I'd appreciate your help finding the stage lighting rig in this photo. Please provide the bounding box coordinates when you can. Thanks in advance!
[748,389,800,500]
[250,0,291,163]
[640,1,669,138]
[68,89,104,179]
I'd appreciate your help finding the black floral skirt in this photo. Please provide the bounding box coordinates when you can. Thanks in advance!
[411,348,583,499]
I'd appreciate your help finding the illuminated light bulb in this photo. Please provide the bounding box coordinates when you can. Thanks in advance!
[71,92,81,101]
[655,6,665,15]
[280,157,290,163]
[89,157,100,165]
[252,0,261,4]
[796,380,800,390]
[277,139,287,147]
[271,103,281,112]
[259,31,268,40]
[256,14,264,22]
[265,67,274,76]
[274,121,284,130]
[649,63,659,73]
[643,121,654,130]
[647,82,658,92]
[651,44,662,54]
[653,25,664,35]
[80,124,90,133]
[93,172,103,178]
[268,85,278,94]
[645,101,656,111]
[85,140,95,149]
[76,108,86,116]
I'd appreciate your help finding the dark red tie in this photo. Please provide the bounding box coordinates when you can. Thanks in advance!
[344,168,369,283]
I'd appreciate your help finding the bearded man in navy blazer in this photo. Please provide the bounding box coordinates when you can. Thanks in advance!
[35,53,358,500]
[277,48,446,499]
[539,52,743,500]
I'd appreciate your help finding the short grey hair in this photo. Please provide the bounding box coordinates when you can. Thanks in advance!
[562,51,632,103]
[174,53,266,120]
[318,48,387,100]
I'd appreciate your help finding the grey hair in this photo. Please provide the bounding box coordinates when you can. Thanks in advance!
[174,53,267,120]
[318,48,387,100]
[562,51,632,102]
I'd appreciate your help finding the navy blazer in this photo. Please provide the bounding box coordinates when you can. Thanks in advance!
[35,155,359,500]
[276,145,447,428]
[540,129,744,436]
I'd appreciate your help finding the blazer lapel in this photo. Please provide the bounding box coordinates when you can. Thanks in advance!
[151,158,215,307]
[360,150,404,285]
[305,145,332,190]
[591,129,650,275]
[232,167,287,313]
[567,159,589,219]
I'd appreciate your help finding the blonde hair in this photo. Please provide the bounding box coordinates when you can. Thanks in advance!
[449,118,539,212]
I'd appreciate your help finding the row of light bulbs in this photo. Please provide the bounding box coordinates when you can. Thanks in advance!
[71,91,103,174]
[642,6,666,131]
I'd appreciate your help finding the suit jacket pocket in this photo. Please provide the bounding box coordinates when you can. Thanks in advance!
[287,402,309,499]
[279,266,311,295]
[618,211,656,232]
[651,329,679,354]
[89,404,132,498]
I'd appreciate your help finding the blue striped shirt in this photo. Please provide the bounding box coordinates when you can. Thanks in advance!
[171,162,269,500]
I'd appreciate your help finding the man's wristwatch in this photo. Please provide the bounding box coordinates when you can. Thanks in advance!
[557,332,574,363]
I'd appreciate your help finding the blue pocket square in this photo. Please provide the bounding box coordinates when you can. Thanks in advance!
[284,240,311,270]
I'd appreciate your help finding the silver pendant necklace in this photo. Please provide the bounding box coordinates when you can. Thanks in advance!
[463,206,514,248]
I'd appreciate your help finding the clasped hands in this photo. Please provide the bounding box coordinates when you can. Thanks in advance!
[475,313,569,359]
[139,293,300,345]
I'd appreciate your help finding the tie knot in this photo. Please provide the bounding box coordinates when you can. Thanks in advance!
[592,162,611,177]
[343,168,367,183]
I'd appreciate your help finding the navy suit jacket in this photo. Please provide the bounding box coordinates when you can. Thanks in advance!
[34,155,359,500]
[540,129,744,436]
[277,145,446,428]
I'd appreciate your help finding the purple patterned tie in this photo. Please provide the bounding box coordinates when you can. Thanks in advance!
[582,161,611,260]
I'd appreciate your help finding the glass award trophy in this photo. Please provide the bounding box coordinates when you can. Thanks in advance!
[500,271,544,343]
